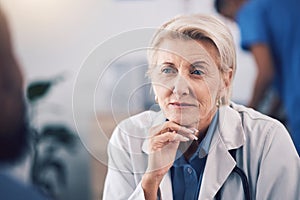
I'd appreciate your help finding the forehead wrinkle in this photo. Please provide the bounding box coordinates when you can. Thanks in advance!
[157,39,218,62]
[156,49,217,71]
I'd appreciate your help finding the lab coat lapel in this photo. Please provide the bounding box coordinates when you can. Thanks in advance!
[198,136,236,199]
[198,105,245,200]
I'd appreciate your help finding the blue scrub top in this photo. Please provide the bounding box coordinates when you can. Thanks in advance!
[236,0,300,152]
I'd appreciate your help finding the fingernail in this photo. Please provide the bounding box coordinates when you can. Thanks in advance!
[185,128,194,134]
[182,136,190,142]
[192,135,198,140]
[190,128,199,133]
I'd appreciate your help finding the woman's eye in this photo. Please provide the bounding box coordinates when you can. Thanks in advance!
[161,67,176,74]
[191,69,203,75]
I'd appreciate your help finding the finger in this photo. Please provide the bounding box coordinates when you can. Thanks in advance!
[162,122,198,140]
[149,121,198,140]
[151,131,189,150]
[153,131,189,144]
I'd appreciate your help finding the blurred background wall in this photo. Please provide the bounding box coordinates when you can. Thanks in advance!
[0,0,255,199]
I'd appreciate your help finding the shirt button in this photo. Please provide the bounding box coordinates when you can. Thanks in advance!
[187,167,193,174]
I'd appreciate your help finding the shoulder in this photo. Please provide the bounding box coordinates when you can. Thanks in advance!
[218,102,287,149]
[230,102,286,133]
[231,102,273,120]
[226,103,299,161]
[229,103,295,154]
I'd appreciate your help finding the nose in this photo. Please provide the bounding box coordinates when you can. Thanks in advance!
[172,75,189,97]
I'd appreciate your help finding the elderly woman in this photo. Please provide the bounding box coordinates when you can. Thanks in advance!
[103,15,300,200]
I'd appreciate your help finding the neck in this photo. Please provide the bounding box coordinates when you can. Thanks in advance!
[180,126,209,161]
[183,140,199,161]
[196,109,217,139]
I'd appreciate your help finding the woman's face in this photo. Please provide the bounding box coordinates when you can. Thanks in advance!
[150,38,228,130]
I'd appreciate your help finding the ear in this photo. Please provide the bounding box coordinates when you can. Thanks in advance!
[219,69,233,99]
[223,68,233,89]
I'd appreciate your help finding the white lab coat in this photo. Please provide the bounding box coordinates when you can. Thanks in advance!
[103,103,300,200]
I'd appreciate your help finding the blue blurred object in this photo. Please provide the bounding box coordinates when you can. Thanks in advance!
[0,172,48,200]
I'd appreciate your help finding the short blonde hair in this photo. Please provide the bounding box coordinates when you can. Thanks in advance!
[147,14,236,104]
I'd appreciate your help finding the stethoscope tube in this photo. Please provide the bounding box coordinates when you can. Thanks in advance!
[232,165,251,200]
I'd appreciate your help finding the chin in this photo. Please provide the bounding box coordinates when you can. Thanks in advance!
[166,113,199,127]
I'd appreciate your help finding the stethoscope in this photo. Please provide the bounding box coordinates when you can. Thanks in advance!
[215,149,251,200]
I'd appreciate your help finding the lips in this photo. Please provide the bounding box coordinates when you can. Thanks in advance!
[169,102,196,107]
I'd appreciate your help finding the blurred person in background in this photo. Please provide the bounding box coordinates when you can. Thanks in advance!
[214,0,300,155]
[0,6,47,200]
[103,14,299,200]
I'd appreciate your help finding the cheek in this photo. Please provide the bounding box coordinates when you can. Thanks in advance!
[151,74,174,101]
[152,83,170,102]
[207,78,221,97]
[193,78,220,105]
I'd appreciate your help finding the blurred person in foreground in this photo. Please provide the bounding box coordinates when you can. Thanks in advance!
[103,14,300,200]
[214,0,300,155]
[0,6,46,200]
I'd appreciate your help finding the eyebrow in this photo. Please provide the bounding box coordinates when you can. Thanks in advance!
[190,61,207,68]
[160,62,175,66]
[159,60,210,70]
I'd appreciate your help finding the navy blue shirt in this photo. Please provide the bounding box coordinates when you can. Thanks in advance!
[171,111,218,200]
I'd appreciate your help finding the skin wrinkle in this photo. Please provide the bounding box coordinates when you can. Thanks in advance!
[150,38,225,135]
